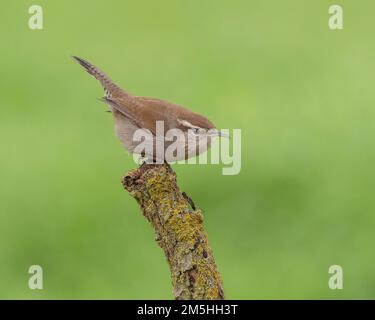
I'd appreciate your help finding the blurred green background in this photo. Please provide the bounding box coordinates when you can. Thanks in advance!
[0,0,374,299]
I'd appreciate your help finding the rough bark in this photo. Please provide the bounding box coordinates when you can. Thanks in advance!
[122,163,224,300]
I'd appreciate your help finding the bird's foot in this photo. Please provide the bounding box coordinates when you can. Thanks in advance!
[138,156,149,168]
[163,160,172,170]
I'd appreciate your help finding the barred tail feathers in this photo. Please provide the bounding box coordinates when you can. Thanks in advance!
[72,56,124,98]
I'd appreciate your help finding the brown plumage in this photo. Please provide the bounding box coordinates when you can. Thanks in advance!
[73,56,218,162]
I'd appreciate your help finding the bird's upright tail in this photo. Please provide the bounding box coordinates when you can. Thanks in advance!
[72,56,125,98]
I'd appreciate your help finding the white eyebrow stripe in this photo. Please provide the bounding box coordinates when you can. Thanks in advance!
[177,119,199,128]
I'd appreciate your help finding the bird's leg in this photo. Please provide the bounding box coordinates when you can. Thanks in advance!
[182,191,196,211]
[138,152,148,168]
[139,160,147,169]
[163,160,172,170]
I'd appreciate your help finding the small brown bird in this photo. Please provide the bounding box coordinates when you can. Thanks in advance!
[73,56,226,163]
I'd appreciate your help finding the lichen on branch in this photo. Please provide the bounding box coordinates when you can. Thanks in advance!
[122,163,224,300]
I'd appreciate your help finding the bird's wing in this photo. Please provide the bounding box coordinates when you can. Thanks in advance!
[102,96,172,136]
[136,97,189,133]
[138,96,215,131]
[100,97,143,128]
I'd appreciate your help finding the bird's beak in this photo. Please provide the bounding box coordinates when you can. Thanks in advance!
[210,129,230,139]
[218,131,230,139]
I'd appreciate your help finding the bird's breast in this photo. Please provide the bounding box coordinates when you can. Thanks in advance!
[112,110,212,162]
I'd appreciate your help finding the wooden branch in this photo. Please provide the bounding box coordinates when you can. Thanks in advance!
[122,163,224,300]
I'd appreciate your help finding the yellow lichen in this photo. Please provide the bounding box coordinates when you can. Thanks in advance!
[122,164,224,300]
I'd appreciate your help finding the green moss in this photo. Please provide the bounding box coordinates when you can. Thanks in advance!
[123,164,224,300]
